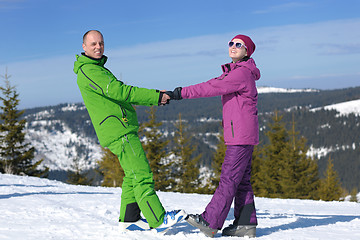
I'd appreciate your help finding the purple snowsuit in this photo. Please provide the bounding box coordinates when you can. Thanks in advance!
[182,58,260,229]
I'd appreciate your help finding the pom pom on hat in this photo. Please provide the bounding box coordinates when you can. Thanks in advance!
[231,34,256,57]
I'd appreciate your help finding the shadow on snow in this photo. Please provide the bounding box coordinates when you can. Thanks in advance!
[256,212,360,237]
[0,191,113,199]
[165,207,360,238]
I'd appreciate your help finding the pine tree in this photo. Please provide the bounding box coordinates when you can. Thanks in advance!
[97,147,124,187]
[295,150,320,200]
[350,188,358,203]
[318,156,342,201]
[254,112,319,199]
[251,144,264,195]
[172,113,201,193]
[67,157,92,185]
[256,113,289,198]
[208,131,226,193]
[280,115,320,199]
[0,70,48,177]
[139,106,172,191]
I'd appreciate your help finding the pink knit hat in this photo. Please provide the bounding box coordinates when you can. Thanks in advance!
[231,34,256,57]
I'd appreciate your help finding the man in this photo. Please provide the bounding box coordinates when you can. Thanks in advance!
[73,30,185,232]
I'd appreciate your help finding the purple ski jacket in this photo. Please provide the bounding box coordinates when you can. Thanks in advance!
[181,58,260,145]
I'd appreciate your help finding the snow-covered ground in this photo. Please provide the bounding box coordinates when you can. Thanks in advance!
[1,173,360,240]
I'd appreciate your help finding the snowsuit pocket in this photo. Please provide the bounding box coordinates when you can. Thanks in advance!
[231,120,235,138]
[100,115,127,128]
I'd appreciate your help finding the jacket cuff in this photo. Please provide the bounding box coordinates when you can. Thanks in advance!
[158,91,164,105]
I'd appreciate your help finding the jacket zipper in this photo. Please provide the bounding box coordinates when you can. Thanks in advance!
[119,105,128,123]
[107,72,128,123]
[147,201,159,222]
[231,120,234,138]
[80,67,104,95]
[125,86,133,102]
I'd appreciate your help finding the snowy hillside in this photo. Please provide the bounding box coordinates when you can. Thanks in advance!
[1,173,360,240]
[24,105,102,172]
[311,98,360,116]
[257,86,318,94]
[26,120,101,171]
[19,86,360,191]
[23,87,320,173]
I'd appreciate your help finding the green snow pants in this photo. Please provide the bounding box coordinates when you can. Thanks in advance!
[108,133,165,228]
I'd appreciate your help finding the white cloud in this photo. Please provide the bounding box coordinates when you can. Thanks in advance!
[1,18,360,109]
[252,2,312,14]
[251,18,360,88]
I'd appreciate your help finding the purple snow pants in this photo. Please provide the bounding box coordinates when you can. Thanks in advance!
[202,145,257,229]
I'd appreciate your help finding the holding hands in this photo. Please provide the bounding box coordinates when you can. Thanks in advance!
[160,90,170,105]
[159,87,183,106]
[166,87,183,100]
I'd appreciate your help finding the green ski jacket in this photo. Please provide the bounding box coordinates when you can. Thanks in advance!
[73,54,161,147]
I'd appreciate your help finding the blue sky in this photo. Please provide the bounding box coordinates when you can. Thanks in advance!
[1,0,360,109]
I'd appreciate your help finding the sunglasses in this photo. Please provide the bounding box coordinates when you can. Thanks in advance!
[228,41,247,49]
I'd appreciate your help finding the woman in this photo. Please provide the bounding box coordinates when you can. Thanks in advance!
[167,34,260,238]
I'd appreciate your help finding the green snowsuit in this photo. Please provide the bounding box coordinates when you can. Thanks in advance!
[73,53,165,228]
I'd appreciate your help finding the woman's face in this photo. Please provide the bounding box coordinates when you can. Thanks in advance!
[228,38,247,62]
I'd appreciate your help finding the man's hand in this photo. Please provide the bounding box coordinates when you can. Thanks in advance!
[160,90,170,105]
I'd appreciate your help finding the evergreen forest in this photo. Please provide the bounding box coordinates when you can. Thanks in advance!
[21,86,360,193]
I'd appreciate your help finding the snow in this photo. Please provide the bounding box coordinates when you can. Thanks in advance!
[306,98,360,158]
[257,86,318,94]
[311,99,360,116]
[61,103,87,112]
[25,120,101,171]
[197,117,221,123]
[307,143,358,159]
[1,173,360,240]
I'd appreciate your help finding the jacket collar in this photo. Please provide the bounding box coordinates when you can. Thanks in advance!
[221,57,250,73]
[80,52,108,66]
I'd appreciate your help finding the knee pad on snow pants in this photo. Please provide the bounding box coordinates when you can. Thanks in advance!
[122,202,141,222]
[235,202,257,225]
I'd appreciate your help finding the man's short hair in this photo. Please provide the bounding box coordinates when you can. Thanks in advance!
[83,30,103,43]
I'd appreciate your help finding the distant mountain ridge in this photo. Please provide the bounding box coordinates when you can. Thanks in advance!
[22,86,360,190]
[257,86,319,94]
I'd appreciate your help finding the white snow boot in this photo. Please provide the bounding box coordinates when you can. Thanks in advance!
[152,209,187,233]
[119,218,150,231]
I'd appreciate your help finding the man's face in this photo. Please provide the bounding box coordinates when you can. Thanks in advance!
[82,31,104,59]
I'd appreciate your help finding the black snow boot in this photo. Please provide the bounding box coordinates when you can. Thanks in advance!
[185,214,218,238]
[222,220,256,238]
